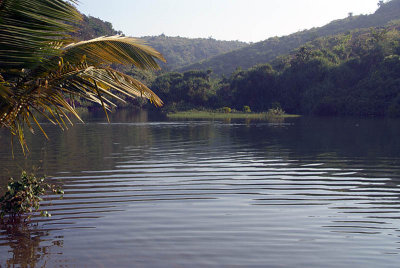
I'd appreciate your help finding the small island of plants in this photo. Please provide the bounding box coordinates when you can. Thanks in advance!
[167,107,300,120]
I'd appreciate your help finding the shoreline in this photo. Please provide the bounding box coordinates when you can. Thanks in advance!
[166,110,301,119]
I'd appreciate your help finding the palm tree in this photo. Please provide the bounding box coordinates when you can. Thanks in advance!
[0,0,165,153]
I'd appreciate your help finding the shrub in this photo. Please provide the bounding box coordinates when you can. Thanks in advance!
[267,107,286,117]
[222,107,232,113]
[243,106,251,113]
[0,172,64,220]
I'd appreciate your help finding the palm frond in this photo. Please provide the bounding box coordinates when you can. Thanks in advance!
[45,61,163,107]
[62,36,166,70]
[0,1,166,154]
[0,0,81,70]
[0,60,163,152]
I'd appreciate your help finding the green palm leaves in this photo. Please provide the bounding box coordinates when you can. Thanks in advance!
[0,0,165,153]
[0,0,80,69]
[63,36,165,69]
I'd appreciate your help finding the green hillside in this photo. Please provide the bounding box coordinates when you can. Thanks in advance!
[179,0,400,76]
[140,35,247,71]
[72,15,248,70]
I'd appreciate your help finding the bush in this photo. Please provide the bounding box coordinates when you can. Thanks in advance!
[222,107,232,113]
[0,172,64,220]
[267,107,286,116]
[243,106,251,113]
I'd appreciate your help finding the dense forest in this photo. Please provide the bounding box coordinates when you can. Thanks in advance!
[179,0,400,76]
[151,21,400,117]
[73,15,247,70]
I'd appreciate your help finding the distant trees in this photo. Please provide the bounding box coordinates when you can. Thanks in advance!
[228,64,277,111]
[151,70,214,110]
[156,22,400,117]
[141,35,248,70]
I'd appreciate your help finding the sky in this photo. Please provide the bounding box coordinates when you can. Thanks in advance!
[78,0,381,43]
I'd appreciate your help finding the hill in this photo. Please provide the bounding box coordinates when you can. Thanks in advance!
[179,0,400,76]
[72,15,248,70]
[140,35,247,71]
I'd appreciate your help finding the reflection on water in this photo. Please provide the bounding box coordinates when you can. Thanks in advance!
[1,111,400,267]
[0,220,64,267]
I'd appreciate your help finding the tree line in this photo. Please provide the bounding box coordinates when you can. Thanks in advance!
[150,22,400,117]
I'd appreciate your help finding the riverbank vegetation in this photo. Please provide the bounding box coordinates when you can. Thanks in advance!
[149,20,400,117]
[166,109,300,120]
[0,172,63,220]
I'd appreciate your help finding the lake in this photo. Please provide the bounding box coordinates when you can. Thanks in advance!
[1,110,400,267]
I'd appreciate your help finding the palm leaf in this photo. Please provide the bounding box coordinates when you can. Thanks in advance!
[0,60,164,152]
[0,1,166,154]
[44,62,164,108]
[0,0,81,70]
[62,35,166,69]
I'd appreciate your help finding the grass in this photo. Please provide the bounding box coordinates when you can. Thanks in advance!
[167,110,300,120]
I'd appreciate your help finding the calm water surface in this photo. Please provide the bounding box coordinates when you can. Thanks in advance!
[1,111,400,267]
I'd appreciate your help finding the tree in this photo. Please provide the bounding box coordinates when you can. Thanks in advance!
[0,0,165,152]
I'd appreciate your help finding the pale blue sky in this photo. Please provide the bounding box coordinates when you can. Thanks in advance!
[78,0,380,42]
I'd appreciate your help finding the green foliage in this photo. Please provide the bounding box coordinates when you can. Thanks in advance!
[151,70,214,110]
[243,106,251,113]
[0,0,81,70]
[267,107,286,117]
[228,64,277,111]
[222,107,232,113]
[0,172,64,220]
[206,22,400,117]
[167,110,270,119]
[163,21,400,118]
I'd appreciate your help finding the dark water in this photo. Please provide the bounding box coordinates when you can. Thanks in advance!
[1,110,400,267]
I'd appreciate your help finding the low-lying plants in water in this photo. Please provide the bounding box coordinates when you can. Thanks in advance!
[0,172,64,220]
[167,109,268,119]
[267,107,286,117]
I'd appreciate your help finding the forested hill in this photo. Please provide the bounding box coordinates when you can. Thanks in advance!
[179,0,400,76]
[72,15,248,70]
[140,35,247,71]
